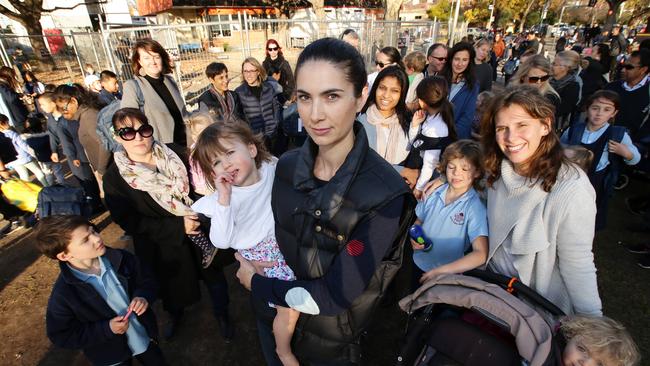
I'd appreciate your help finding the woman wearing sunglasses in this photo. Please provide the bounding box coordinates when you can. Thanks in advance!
[262,39,295,103]
[103,108,233,341]
[367,46,405,90]
[53,84,107,211]
[550,50,582,130]
[511,55,561,124]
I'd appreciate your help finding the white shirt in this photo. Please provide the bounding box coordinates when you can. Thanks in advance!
[416,113,449,191]
[191,159,277,250]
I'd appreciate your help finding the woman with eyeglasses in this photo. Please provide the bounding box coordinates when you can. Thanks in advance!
[53,84,108,211]
[481,85,601,316]
[121,39,188,146]
[367,46,405,90]
[441,42,480,140]
[550,51,582,130]
[103,108,233,341]
[511,55,561,121]
[235,57,282,155]
[262,39,295,104]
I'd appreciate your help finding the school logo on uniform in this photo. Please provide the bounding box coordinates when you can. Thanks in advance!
[451,212,465,225]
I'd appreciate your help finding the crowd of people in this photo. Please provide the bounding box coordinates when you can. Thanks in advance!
[0,24,645,366]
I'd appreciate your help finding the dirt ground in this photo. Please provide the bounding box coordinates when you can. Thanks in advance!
[0,176,649,366]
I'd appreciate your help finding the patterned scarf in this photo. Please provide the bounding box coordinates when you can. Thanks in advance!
[366,104,403,164]
[114,142,194,216]
[209,86,236,121]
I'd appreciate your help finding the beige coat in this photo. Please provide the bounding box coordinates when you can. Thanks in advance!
[74,105,110,174]
[121,75,187,144]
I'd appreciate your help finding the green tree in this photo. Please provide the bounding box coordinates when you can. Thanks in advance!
[428,0,453,21]
[464,0,492,26]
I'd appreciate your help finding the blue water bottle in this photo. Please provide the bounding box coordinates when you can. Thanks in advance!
[409,224,433,252]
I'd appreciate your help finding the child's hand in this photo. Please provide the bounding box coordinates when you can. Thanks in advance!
[412,110,426,127]
[411,238,425,251]
[215,172,234,206]
[183,215,200,235]
[608,140,632,160]
[109,316,130,334]
[51,153,59,162]
[420,268,441,284]
[128,297,148,316]
[72,159,81,167]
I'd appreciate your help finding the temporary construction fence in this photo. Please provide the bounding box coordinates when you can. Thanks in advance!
[0,17,467,108]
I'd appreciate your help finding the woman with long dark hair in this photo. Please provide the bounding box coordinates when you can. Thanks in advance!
[359,66,419,166]
[236,38,416,365]
[262,39,295,103]
[441,42,479,139]
[481,85,601,316]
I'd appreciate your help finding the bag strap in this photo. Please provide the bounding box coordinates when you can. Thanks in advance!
[133,78,145,110]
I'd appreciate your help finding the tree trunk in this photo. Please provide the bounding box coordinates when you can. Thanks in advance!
[604,0,626,31]
[20,16,55,71]
[518,0,538,32]
[385,0,404,20]
[309,0,328,38]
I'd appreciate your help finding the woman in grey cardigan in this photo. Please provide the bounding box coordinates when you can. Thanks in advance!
[121,39,188,146]
[480,85,602,316]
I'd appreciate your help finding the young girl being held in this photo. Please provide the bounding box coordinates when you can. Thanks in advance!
[561,90,640,230]
[408,76,457,200]
[411,140,488,288]
[560,315,640,366]
[190,121,298,366]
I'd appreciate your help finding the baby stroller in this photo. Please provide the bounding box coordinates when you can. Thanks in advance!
[396,269,565,366]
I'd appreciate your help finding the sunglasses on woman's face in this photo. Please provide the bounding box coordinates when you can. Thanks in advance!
[117,124,154,141]
[526,75,550,83]
[268,46,279,52]
[375,61,393,68]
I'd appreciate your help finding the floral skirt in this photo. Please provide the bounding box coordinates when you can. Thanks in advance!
[239,236,295,281]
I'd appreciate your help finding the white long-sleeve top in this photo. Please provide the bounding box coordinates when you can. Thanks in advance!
[191,159,277,250]
[415,113,449,191]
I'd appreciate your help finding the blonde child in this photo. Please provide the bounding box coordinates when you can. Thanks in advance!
[191,121,299,366]
[404,51,427,111]
[560,315,640,366]
[564,145,594,173]
[411,140,488,289]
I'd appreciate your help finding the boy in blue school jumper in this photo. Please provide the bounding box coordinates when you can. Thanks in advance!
[34,215,166,366]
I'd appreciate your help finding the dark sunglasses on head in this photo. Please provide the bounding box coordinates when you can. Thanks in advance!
[527,75,550,83]
[375,61,393,68]
[267,47,279,51]
[622,64,640,70]
[117,124,154,141]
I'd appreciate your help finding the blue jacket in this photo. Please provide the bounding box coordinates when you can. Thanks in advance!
[46,248,158,366]
[451,82,479,140]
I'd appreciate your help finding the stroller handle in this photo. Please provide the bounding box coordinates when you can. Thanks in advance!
[464,269,566,317]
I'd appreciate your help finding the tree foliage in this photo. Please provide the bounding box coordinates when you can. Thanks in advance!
[427,0,453,22]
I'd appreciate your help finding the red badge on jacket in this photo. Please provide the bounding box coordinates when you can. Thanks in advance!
[346,240,365,256]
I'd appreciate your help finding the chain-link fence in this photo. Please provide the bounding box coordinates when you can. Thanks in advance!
[0,17,467,107]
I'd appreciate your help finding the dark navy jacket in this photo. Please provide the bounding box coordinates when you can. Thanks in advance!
[46,248,158,366]
[451,82,479,140]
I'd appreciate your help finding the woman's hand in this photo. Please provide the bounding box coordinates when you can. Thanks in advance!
[183,215,200,235]
[235,253,276,291]
[413,189,423,200]
[422,177,444,199]
[215,172,233,206]
[412,110,426,127]
[128,297,148,316]
[608,140,632,160]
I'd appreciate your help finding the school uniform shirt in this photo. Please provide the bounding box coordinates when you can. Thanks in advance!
[2,129,34,167]
[67,257,150,357]
[413,184,488,272]
[560,123,641,171]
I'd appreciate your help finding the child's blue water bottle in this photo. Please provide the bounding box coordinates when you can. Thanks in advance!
[409,224,433,252]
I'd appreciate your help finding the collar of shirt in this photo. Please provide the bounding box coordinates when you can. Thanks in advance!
[434,184,476,206]
[67,257,107,283]
[583,122,610,143]
[623,75,649,92]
